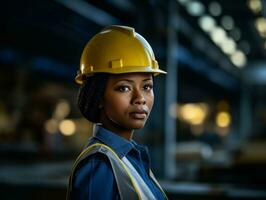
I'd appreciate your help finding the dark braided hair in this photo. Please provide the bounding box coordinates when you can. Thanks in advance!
[77,73,109,123]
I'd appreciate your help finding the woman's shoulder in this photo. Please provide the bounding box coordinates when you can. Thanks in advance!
[70,142,119,199]
[77,153,112,173]
[72,148,114,185]
[75,140,113,174]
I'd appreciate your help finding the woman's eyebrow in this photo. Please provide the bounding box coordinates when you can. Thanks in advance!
[116,79,134,83]
[115,78,152,83]
[142,78,152,82]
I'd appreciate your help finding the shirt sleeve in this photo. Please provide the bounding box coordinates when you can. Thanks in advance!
[69,153,120,200]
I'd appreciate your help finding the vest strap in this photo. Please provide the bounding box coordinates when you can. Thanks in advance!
[149,170,168,199]
[66,143,141,200]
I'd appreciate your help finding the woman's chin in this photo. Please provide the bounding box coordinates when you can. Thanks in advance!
[130,121,146,130]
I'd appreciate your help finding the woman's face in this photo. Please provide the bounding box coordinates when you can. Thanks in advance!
[100,73,154,134]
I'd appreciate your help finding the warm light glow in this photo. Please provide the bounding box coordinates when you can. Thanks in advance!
[255,17,266,37]
[216,111,231,128]
[210,27,227,45]
[45,119,58,134]
[248,0,262,14]
[198,15,216,32]
[59,119,76,136]
[186,1,205,16]
[179,103,208,125]
[230,50,247,68]
[220,38,236,55]
[53,99,71,120]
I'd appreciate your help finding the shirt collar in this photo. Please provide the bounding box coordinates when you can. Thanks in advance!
[131,140,151,165]
[93,125,135,158]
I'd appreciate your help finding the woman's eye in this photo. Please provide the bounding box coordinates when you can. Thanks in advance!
[117,86,130,92]
[143,84,153,91]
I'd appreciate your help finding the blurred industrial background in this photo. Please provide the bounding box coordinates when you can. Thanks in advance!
[1,0,266,199]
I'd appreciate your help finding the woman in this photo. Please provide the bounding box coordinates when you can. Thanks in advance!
[67,25,168,200]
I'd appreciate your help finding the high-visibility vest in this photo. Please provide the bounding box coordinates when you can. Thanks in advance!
[67,143,168,200]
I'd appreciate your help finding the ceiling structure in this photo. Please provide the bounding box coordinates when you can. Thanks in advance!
[176,0,266,86]
[1,0,266,91]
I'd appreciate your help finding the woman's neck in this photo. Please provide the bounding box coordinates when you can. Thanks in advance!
[100,119,134,140]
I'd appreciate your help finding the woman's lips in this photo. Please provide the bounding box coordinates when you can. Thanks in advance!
[129,109,148,119]
[130,112,146,119]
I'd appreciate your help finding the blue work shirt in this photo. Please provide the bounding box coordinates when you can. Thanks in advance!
[69,125,166,200]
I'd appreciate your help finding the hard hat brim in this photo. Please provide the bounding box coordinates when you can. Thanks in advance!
[75,67,167,84]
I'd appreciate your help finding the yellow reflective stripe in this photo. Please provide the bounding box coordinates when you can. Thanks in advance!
[149,170,168,200]
[67,143,141,200]
[161,186,168,199]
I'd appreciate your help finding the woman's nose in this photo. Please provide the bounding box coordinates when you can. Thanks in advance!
[132,90,146,105]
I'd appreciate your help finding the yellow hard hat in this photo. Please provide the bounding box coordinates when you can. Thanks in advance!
[75,25,167,84]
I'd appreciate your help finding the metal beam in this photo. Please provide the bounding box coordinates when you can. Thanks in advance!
[55,0,120,26]
[164,0,178,179]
